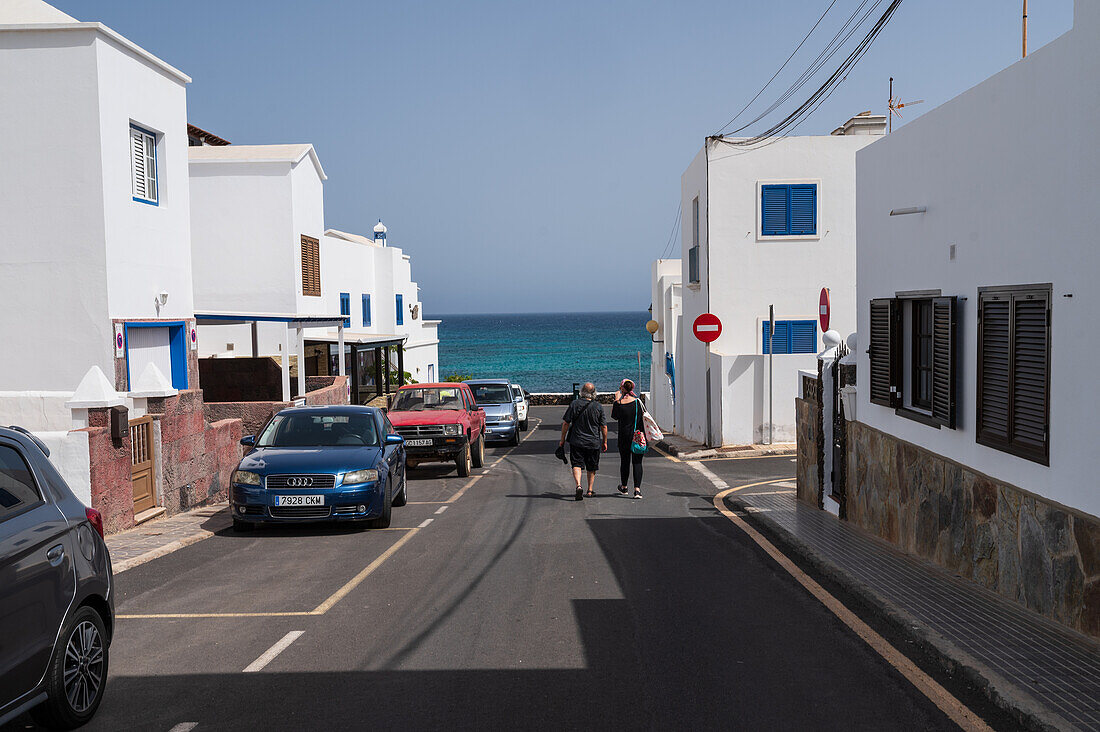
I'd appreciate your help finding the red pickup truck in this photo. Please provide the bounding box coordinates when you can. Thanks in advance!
[387,383,486,476]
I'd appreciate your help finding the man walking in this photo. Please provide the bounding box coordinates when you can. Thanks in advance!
[558,382,607,501]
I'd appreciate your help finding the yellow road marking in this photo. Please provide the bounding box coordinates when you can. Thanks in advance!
[711,480,992,732]
[118,418,545,621]
[650,445,681,462]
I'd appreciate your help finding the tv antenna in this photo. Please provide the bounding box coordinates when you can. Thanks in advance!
[888,77,924,133]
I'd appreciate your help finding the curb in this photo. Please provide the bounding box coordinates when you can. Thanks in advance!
[655,439,679,457]
[111,529,219,574]
[723,493,1070,732]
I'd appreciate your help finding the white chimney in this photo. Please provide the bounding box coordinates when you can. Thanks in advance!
[831,111,887,136]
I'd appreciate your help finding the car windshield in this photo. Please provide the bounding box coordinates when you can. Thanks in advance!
[256,413,379,447]
[391,387,466,411]
[470,384,511,404]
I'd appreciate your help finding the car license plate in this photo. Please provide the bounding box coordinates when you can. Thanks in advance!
[274,495,323,506]
[407,438,433,447]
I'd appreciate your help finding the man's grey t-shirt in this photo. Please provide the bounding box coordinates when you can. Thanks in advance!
[563,398,605,449]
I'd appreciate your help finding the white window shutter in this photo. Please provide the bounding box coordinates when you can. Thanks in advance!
[130,128,146,199]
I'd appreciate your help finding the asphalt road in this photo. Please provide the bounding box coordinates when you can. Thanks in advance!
[8,406,974,731]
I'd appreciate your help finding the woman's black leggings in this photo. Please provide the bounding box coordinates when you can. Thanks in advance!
[619,443,643,488]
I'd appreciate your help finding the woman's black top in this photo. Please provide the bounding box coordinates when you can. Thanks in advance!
[611,399,643,441]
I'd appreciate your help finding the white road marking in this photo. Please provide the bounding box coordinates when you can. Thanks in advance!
[687,460,729,490]
[243,631,304,673]
[169,725,198,732]
[434,505,448,514]
[418,518,434,528]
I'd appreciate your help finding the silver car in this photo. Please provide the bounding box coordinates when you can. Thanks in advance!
[0,426,114,729]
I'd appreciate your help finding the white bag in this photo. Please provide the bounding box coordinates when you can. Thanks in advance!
[641,403,664,442]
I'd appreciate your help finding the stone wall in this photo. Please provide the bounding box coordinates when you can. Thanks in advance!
[145,390,243,515]
[304,376,349,406]
[528,393,639,406]
[81,408,135,535]
[203,376,351,437]
[847,420,1100,638]
[795,397,821,508]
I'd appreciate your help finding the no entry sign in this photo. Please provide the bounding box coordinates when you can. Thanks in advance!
[693,313,722,343]
[819,288,831,332]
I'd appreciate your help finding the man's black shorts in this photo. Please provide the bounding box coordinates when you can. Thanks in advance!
[569,445,600,471]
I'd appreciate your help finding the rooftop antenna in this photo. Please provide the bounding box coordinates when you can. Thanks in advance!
[1023,0,1029,58]
[888,77,924,133]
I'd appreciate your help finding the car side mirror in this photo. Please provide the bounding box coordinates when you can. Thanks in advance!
[240,435,256,447]
[385,434,404,446]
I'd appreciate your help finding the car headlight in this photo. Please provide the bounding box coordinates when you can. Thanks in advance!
[231,470,261,486]
[500,413,515,422]
[443,424,461,436]
[343,468,379,485]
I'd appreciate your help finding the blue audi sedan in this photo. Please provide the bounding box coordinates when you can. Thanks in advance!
[230,405,406,531]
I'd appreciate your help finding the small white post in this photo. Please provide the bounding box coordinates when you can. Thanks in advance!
[337,325,346,377]
[281,326,292,402]
[296,326,306,399]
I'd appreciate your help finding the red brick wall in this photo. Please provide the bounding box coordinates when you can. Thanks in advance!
[82,408,134,535]
[204,400,288,438]
[305,376,349,406]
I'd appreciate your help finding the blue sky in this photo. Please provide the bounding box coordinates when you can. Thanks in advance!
[54,0,1073,314]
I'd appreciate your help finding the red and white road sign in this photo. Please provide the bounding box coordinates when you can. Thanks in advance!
[693,313,722,344]
[819,287,831,332]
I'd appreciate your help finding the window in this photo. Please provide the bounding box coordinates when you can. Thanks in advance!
[868,296,957,429]
[977,285,1051,465]
[911,300,934,410]
[362,294,371,327]
[761,184,817,236]
[301,236,321,296]
[339,293,351,328]
[688,196,701,284]
[0,444,42,521]
[396,294,404,326]
[130,125,158,205]
[762,320,817,354]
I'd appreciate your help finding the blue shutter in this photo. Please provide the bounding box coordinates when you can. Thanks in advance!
[763,320,793,354]
[362,294,371,327]
[761,185,788,236]
[340,293,350,327]
[791,320,817,353]
[396,294,404,326]
[789,185,817,235]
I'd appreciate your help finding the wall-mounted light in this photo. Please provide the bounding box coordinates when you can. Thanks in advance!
[154,290,169,315]
[889,207,927,216]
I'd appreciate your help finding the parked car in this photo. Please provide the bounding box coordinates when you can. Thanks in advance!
[387,383,486,476]
[231,405,406,530]
[511,383,530,431]
[465,379,520,446]
[0,426,114,730]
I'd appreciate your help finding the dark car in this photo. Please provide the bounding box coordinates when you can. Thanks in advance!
[0,426,114,730]
[231,405,407,530]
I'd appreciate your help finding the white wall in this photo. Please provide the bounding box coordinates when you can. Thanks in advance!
[35,430,91,506]
[95,35,193,321]
[678,131,877,445]
[712,352,816,444]
[0,27,112,392]
[0,392,75,431]
[649,260,680,431]
[856,4,1099,518]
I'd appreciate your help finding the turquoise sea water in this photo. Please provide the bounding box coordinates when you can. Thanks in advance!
[434,312,652,393]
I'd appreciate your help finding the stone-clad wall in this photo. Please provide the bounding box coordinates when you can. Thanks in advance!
[847,420,1100,638]
[82,408,136,535]
[795,397,821,508]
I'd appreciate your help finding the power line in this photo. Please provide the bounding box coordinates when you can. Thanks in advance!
[658,203,682,260]
[715,0,841,136]
[719,0,905,148]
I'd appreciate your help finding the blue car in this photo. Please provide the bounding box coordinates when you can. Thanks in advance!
[465,379,520,446]
[230,405,406,531]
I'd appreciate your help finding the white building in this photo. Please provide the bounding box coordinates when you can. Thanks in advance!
[676,114,884,446]
[188,143,439,402]
[849,0,1099,636]
[0,0,196,400]
[648,259,681,432]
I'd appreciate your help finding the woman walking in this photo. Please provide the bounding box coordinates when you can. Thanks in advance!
[611,379,645,499]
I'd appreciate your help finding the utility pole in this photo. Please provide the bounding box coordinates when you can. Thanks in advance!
[1023,0,1029,58]
[889,77,893,133]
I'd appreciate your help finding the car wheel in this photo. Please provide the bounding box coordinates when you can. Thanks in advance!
[233,517,254,533]
[520,418,529,432]
[392,472,408,507]
[509,425,520,447]
[456,443,472,477]
[471,434,485,468]
[369,474,393,529]
[31,605,109,730]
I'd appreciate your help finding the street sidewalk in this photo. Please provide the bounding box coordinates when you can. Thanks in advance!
[717,477,1100,731]
[655,432,795,460]
[106,503,231,573]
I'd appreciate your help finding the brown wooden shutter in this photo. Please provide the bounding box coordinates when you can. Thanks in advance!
[301,235,321,296]
[931,296,957,428]
[868,298,899,407]
[1010,290,1050,463]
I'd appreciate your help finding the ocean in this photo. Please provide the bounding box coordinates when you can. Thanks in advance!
[433,312,652,393]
